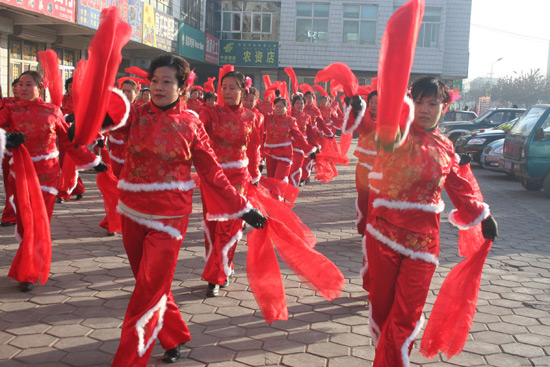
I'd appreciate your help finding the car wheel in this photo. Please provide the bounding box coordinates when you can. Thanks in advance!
[544,174,550,198]
[521,179,542,191]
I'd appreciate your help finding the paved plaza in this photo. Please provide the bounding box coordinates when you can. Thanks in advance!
[1,144,550,367]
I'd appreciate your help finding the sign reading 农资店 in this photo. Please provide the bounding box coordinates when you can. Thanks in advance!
[219,40,278,68]
[178,23,205,62]
[0,0,75,22]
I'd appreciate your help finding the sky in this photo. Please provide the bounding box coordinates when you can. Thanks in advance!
[468,0,550,80]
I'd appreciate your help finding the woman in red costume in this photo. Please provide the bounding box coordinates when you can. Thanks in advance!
[57,77,87,203]
[199,70,263,297]
[105,54,265,366]
[0,70,104,292]
[366,77,498,366]
[264,97,316,182]
[186,87,204,115]
[302,91,331,183]
[242,86,265,184]
[289,94,314,187]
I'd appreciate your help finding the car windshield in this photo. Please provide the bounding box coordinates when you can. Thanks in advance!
[509,107,546,136]
[495,118,518,131]
[472,110,493,123]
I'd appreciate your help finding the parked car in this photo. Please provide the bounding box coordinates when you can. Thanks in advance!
[439,109,477,123]
[454,119,517,163]
[439,108,526,143]
[502,104,550,196]
[480,139,505,172]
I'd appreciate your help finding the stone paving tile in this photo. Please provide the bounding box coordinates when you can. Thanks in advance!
[2,148,550,366]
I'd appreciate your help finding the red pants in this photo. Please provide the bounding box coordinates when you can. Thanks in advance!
[367,224,436,367]
[266,155,291,182]
[57,147,85,200]
[2,156,16,224]
[301,156,314,182]
[111,160,123,179]
[289,150,304,187]
[201,215,243,286]
[112,214,191,367]
[355,161,371,236]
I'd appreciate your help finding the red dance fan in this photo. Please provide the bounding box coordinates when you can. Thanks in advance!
[72,7,132,146]
[312,85,329,97]
[376,0,424,147]
[38,50,63,107]
[204,77,216,93]
[284,67,299,96]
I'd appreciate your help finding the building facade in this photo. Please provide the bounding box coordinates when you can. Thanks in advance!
[0,0,471,97]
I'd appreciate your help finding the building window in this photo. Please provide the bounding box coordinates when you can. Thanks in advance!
[342,4,377,45]
[295,2,329,43]
[205,0,220,37]
[417,7,441,48]
[221,1,280,41]
[143,0,172,15]
[181,0,202,29]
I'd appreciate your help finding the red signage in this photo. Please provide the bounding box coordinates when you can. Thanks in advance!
[205,33,219,65]
[0,0,75,22]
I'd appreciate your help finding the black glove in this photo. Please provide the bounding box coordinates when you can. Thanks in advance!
[5,132,25,148]
[310,152,316,160]
[65,114,75,123]
[102,113,115,129]
[259,163,265,173]
[93,162,109,173]
[67,123,75,142]
[481,215,498,240]
[241,208,267,229]
[350,95,363,112]
[344,96,351,106]
[96,139,105,149]
[458,153,472,165]
[252,181,259,186]
[274,90,281,98]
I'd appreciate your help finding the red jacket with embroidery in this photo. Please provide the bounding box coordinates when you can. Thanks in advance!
[0,99,99,185]
[200,104,261,193]
[353,110,377,169]
[248,107,265,182]
[368,123,489,258]
[187,98,204,115]
[304,103,332,138]
[61,94,74,115]
[256,100,273,119]
[115,101,248,218]
[291,109,318,147]
[319,105,343,133]
[264,114,315,161]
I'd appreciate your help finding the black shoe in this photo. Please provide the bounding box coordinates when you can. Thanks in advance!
[19,282,34,292]
[1,222,15,227]
[206,283,220,297]
[162,344,181,363]
[107,232,115,236]
[75,194,84,201]
[56,198,64,204]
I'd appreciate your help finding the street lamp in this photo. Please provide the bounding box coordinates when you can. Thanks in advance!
[489,57,503,81]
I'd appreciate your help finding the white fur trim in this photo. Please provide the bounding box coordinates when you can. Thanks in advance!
[185,109,199,118]
[304,147,316,156]
[206,201,253,222]
[282,176,289,183]
[448,202,490,230]
[293,148,305,155]
[325,131,335,138]
[368,172,383,180]
[305,159,314,174]
[136,294,168,357]
[394,95,415,149]
[368,305,381,347]
[373,198,445,214]
[109,135,125,145]
[41,185,59,196]
[109,152,125,164]
[66,171,80,195]
[264,141,292,148]
[222,229,243,276]
[265,153,292,164]
[31,151,59,162]
[117,206,183,240]
[355,146,377,156]
[355,198,363,227]
[14,224,22,243]
[366,224,439,266]
[251,174,261,184]
[359,233,368,277]
[202,219,213,262]
[9,195,16,214]
[401,315,425,366]
[75,156,101,170]
[359,162,373,170]
[118,179,195,193]
[101,88,131,133]
[0,129,6,163]
[220,158,249,170]
[5,150,13,156]
[342,98,367,135]
[368,184,380,194]
[290,168,302,187]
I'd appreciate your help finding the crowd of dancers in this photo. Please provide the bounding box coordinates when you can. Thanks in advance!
[0,1,500,366]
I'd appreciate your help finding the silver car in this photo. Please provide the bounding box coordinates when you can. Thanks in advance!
[480,139,504,172]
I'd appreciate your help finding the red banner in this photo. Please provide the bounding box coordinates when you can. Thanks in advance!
[205,33,219,65]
